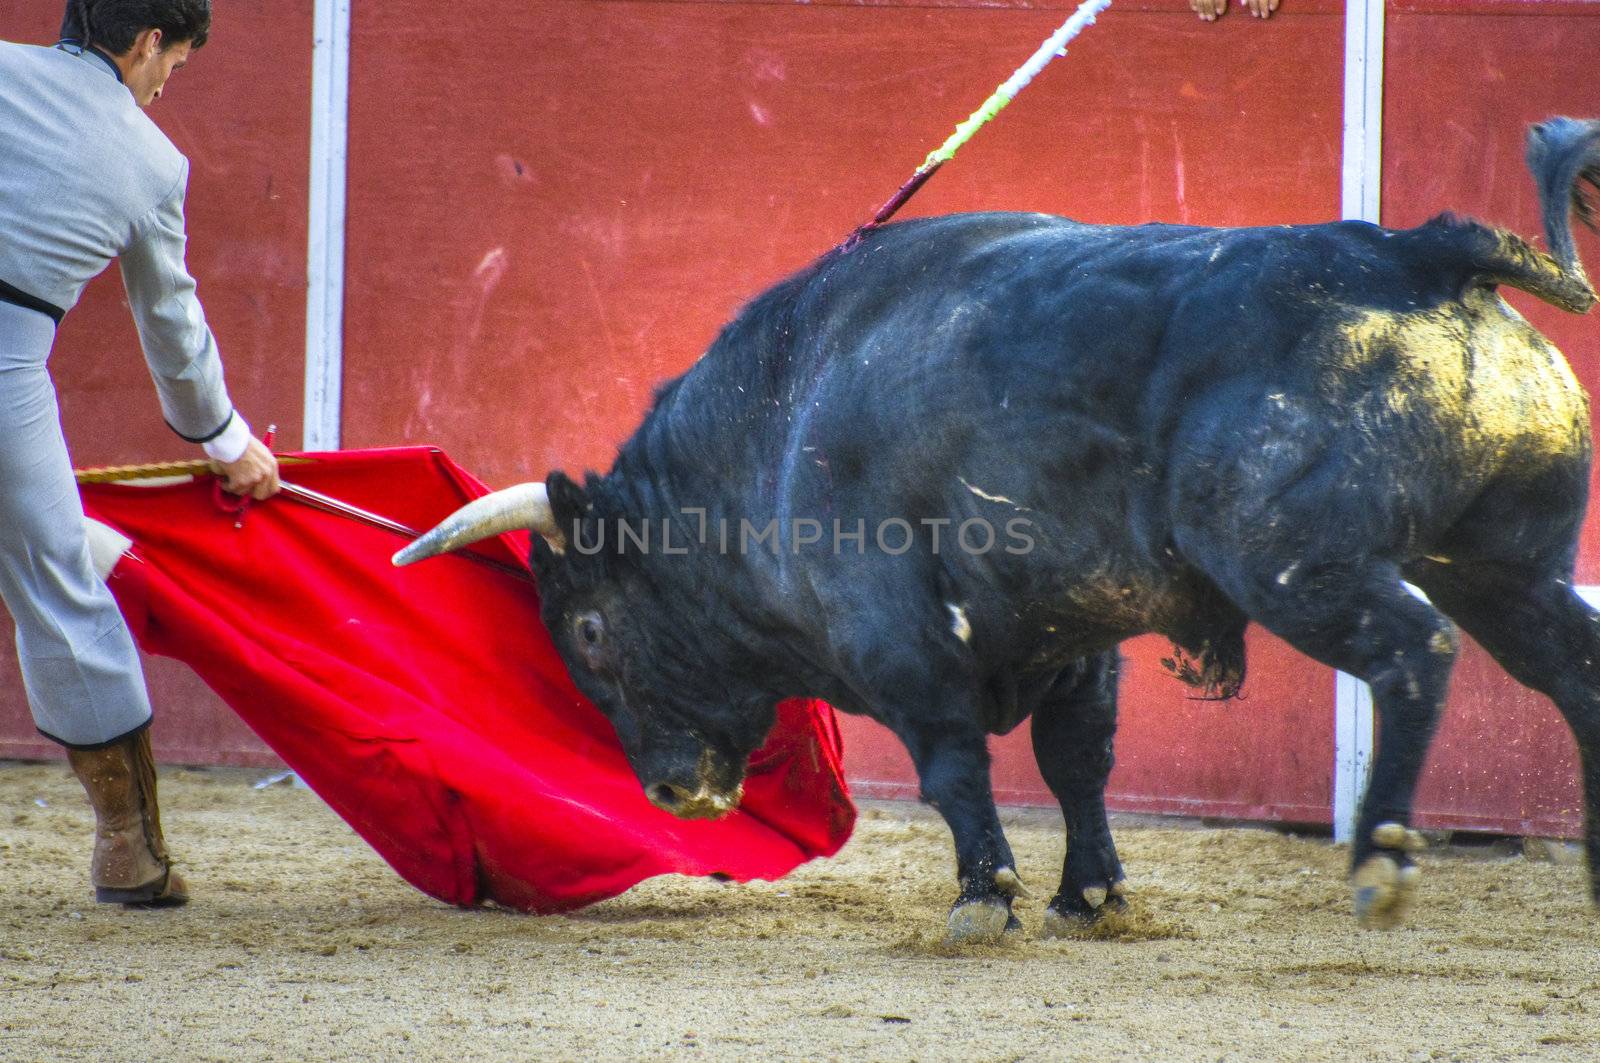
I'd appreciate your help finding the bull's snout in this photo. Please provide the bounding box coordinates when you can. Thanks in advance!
[645,779,744,821]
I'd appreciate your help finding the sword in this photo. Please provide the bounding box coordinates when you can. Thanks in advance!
[275,480,534,583]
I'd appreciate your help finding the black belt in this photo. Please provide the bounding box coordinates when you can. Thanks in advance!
[0,279,66,326]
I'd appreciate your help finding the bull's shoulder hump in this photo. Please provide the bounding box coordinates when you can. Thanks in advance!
[875,211,1210,245]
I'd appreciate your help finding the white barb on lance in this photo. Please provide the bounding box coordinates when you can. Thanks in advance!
[923,0,1113,169]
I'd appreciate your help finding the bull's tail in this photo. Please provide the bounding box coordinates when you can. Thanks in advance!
[1527,116,1600,297]
[1419,119,1600,314]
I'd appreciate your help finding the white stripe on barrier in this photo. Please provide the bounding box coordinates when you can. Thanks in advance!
[305,0,351,451]
[1332,0,1387,845]
[1340,0,1384,226]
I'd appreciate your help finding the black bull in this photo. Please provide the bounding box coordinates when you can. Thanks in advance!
[400,118,1600,940]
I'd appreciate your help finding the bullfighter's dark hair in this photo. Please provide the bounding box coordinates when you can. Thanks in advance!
[61,0,211,55]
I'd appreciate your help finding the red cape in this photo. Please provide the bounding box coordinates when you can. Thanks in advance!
[81,446,855,913]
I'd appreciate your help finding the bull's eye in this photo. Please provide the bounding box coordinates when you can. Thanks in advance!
[575,612,605,648]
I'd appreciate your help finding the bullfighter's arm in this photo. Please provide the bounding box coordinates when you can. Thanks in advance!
[118,158,249,463]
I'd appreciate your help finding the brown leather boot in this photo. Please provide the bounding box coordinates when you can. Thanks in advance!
[66,728,188,907]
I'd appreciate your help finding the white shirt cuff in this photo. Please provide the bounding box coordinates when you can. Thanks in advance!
[201,414,251,464]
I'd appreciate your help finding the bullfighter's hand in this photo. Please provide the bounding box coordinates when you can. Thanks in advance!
[1243,0,1280,17]
[218,436,282,500]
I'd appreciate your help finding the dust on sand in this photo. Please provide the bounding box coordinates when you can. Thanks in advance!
[2,762,1597,1061]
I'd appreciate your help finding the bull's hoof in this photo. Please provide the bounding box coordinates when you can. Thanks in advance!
[946,898,1012,943]
[1039,907,1080,939]
[1353,821,1425,929]
[1352,854,1421,929]
[1038,881,1127,937]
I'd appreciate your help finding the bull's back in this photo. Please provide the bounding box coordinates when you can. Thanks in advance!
[818,212,1588,465]
[669,210,1590,587]
[778,214,1372,513]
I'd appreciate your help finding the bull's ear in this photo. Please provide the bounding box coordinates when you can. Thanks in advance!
[545,471,590,545]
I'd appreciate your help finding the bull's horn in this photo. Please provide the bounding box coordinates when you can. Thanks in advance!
[392,482,564,566]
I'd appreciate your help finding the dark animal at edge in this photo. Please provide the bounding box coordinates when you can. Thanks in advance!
[399,119,1600,940]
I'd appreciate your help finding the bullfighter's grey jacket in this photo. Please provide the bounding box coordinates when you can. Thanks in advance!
[0,39,244,454]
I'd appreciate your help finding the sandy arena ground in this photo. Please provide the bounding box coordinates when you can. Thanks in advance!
[2,761,1597,1062]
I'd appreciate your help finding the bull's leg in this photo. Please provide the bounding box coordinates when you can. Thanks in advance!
[1030,652,1128,936]
[825,593,1024,941]
[1192,554,1458,928]
[889,713,1026,942]
[1408,562,1600,907]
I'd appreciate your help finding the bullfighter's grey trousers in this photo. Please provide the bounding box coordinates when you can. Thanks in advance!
[0,301,152,746]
